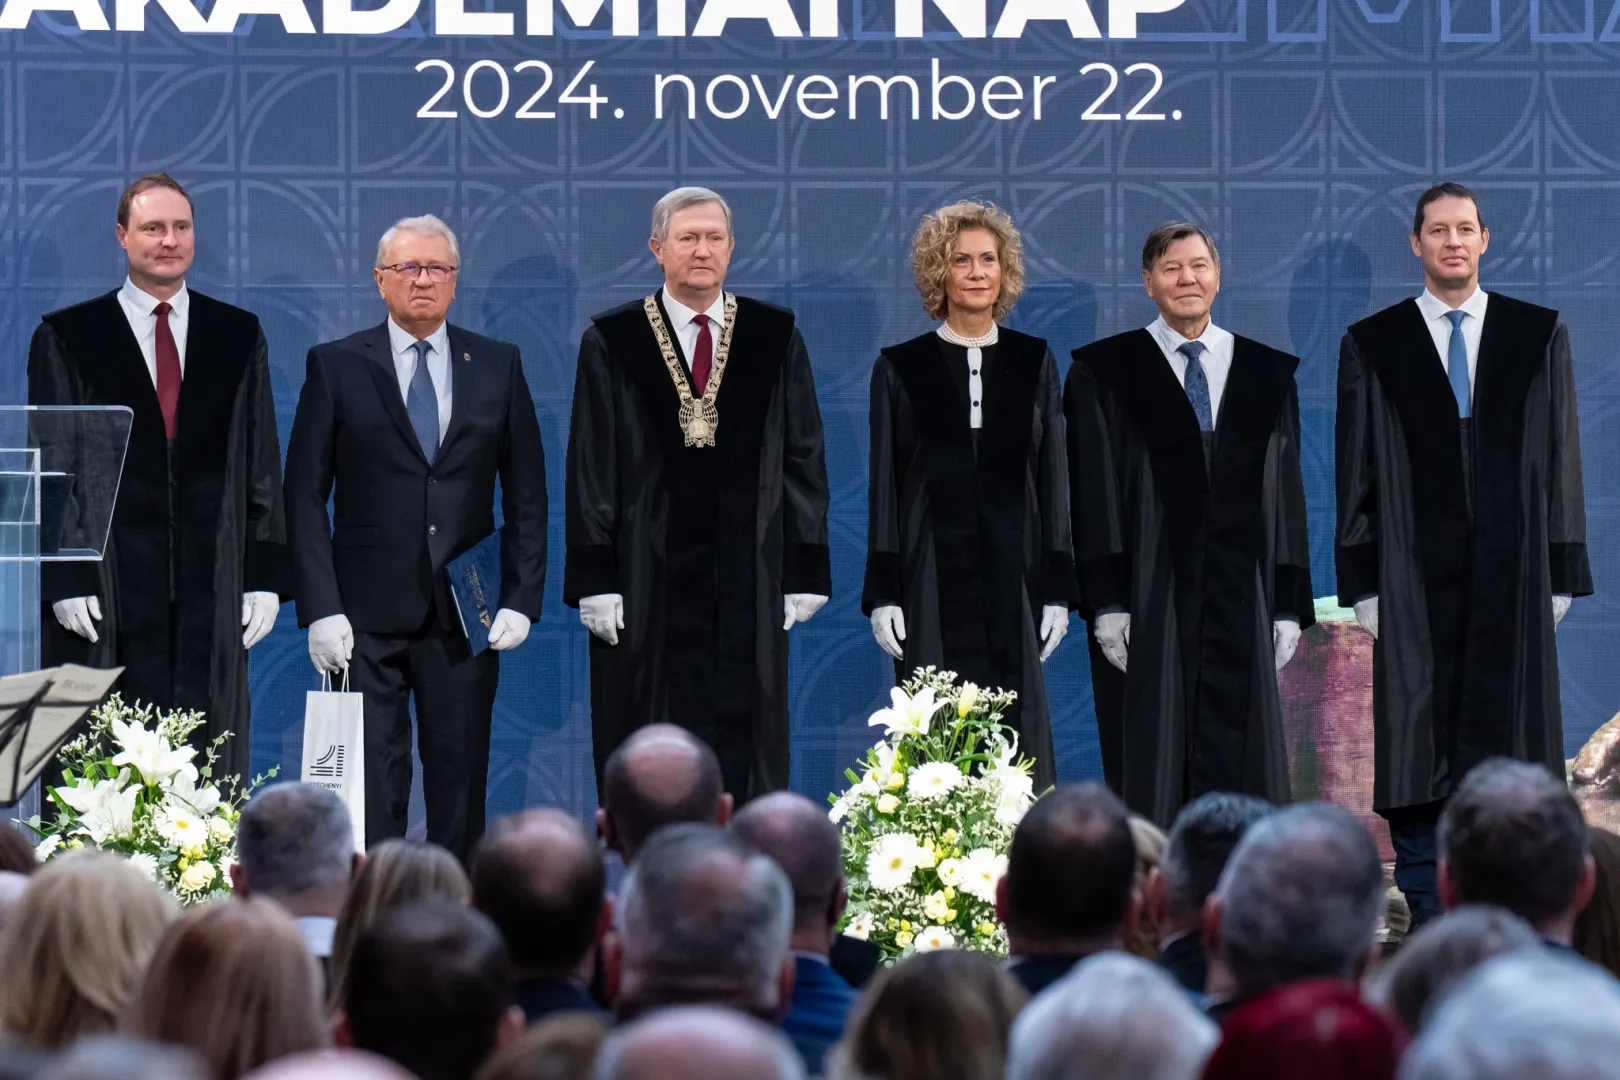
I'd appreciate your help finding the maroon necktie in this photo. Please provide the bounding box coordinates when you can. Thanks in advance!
[153,301,181,438]
[691,313,713,396]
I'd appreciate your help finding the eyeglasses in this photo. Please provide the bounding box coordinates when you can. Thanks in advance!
[379,262,458,282]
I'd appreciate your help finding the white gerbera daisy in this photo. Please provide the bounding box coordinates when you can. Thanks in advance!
[960,848,1008,904]
[914,925,956,952]
[907,762,963,801]
[845,912,876,940]
[866,833,922,892]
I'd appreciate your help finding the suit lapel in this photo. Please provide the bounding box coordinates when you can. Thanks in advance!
[93,292,167,429]
[359,323,431,466]
[440,325,475,459]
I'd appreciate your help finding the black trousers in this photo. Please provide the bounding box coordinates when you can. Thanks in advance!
[350,613,498,862]
[1387,800,1445,932]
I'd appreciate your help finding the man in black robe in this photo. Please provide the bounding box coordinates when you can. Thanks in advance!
[564,187,831,801]
[1066,222,1313,828]
[1336,182,1592,929]
[28,173,287,780]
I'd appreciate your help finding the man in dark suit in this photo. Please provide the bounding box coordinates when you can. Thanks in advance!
[731,793,859,1074]
[28,173,287,778]
[997,783,1138,997]
[1147,792,1273,996]
[472,809,609,1024]
[284,214,547,861]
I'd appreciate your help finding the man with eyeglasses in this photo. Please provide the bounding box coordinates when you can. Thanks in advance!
[564,187,831,800]
[284,214,547,860]
[27,173,288,782]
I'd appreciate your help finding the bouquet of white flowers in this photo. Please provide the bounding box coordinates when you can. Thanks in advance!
[829,668,1039,959]
[26,694,276,903]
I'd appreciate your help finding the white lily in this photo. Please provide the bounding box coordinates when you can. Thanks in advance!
[868,686,940,739]
[110,716,197,788]
[164,770,222,816]
[54,774,139,844]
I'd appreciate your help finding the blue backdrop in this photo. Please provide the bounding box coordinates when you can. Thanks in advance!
[3,0,1617,825]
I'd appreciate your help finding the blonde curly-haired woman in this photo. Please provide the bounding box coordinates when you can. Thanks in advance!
[863,201,1078,789]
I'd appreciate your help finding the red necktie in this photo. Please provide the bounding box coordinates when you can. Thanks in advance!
[153,301,181,438]
[691,313,713,396]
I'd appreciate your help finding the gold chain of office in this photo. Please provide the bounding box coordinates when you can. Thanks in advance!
[644,292,738,448]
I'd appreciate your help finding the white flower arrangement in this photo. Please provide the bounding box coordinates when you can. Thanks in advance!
[830,668,1041,960]
[26,694,276,904]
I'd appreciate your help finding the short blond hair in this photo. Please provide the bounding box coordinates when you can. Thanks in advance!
[909,201,1027,323]
[0,851,175,1049]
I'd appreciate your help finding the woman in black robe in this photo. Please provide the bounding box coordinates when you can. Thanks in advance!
[862,202,1079,789]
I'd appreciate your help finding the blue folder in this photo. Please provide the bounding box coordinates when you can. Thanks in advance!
[445,530,502,655]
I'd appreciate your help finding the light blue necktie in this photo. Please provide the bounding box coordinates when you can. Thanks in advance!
[1445,309,1471,418]
[1180,340,1214,431]
[406,338,440,461]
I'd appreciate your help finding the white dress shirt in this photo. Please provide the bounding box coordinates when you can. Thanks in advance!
[297,915,337,959]
[1148,315,1235,425]
[117,277,189,386]
[661,287,727,372]
[386,318,452,444]
[1416,287,1489,404]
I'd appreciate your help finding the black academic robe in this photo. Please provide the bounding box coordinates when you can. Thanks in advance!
[1336,295,1592,812]
[1066,330,1312,827]
[28,290,288,780]
[563,294,831,800]
[862,330,1078,790]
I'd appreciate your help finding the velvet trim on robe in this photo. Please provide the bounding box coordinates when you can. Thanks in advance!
[29,290,288,780]
[564,294,831,800]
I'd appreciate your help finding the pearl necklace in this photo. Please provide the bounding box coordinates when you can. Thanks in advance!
[936,322,999,349]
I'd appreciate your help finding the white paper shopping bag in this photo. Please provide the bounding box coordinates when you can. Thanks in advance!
[301,671,366,852]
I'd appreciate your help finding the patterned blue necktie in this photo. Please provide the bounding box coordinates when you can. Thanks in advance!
[406,338,440,461]
[1445,309,1471,418]
[1180,340,1214,431]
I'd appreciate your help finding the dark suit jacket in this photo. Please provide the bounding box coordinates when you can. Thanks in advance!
[284,321,547,633]
[829,932,882,989]
[513,975,607,1025]
[1159,933,1208,995]
[782,956,858,1075]
[1007,953,1091,997]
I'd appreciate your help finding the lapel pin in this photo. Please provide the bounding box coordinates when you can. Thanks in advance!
[463,352,472,363]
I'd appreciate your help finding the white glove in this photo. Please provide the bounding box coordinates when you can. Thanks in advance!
[487,608,531,651]
[1094,611,1130,673]
[52,596,102,643]
[580,594,624,646]
[308,614,354,673]
[1273,618,1301,671]
[1354,596,1378,639]
[1039,605,1069,662]
[784,594,828,631]
[242,592,280,649]
[871,606,906,661]
[1553,594,1572,627]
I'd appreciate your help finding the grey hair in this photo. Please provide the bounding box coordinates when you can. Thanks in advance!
[651,187,733,243]
[1007,953,1216,1080]
[234,783,355,901]
[618,824,793,1007]
[1141,220,1220,272]
[1160,792,1275,921]
[593,1005,805,1080]
[1213,802,1384,998]
[1368,905,1541,1034]
[375,214,461,268]
[1400,951,1620,1080]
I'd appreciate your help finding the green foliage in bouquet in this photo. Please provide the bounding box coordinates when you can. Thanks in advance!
[25,694,277,903]
[829,668,1039,959]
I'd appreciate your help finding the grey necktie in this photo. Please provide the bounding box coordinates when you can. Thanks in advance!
[406,339,439,461]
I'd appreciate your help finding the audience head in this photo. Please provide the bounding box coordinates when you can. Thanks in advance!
[475,1014,609,1080]
[1370,905,1540,1034]
[233,783,358,917]
[730,791,846,954]
[1437,758,1593,943]
[245,1051,415,1080]
[1208,802,1383,1000]
[1202,980,1406,1080]
[595,1006,801,1080]
[1153,793,1274,935]
[328,839,471,1008]
[38,1036,209,1080]
[598,725,731,863]
[1400,950,1620,1080]
[1574,826,1620,978]
[126,896,324,1080]
[996,783,1137,955]
[1006,952,1215,1080]
[0,825,37,875]
[1127,815,1167,959]
[0,851,175,1049]
[609,823,793,1022]
[339,900,523,1080]
[472,809,606,981]
[828,949,1025,1080]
